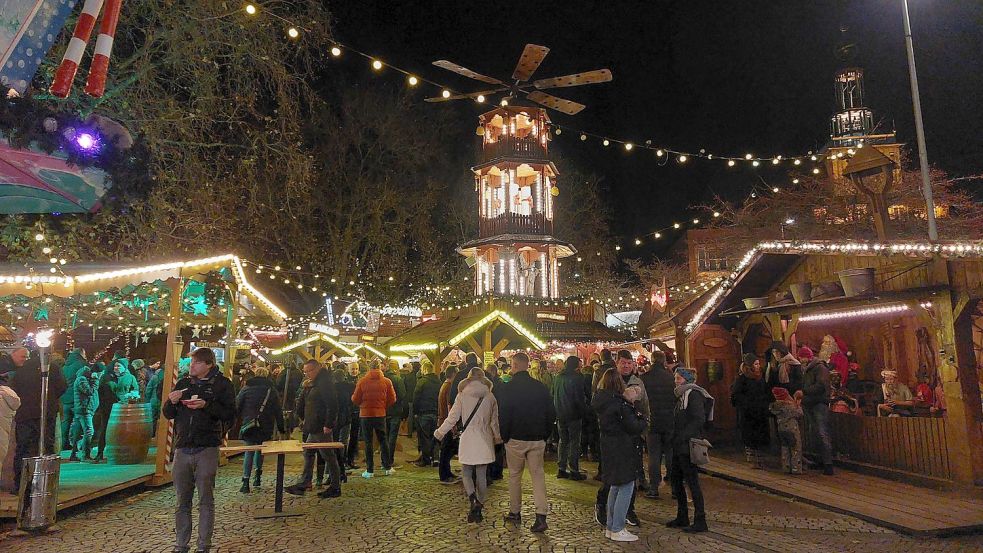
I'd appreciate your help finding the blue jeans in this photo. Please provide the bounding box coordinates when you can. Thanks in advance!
[805,402,833,465]
[242,439,264,479]
[606,481,635,533]
[70,410,94,457]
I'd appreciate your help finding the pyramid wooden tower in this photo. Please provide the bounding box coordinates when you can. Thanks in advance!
[457,106,574,298]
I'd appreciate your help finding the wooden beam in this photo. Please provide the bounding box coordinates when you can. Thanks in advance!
[153,277,184,484]
[483,327,493,353]
[948,298,983,485]
[492,338,510,358]
[222,290,238,379]
[465,335,483,357]
[318,346,337,365]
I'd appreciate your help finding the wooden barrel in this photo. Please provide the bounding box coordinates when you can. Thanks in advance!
[106,402,153,464]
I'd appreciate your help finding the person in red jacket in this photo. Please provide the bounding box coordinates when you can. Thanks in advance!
[351,359,396,478]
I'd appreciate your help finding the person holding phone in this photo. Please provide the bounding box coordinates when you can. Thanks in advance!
[163,348,235,553]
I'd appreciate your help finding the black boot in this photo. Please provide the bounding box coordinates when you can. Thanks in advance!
[530,514,548,533]
[253,469,262,488]
[503,512,521,525]
[684,516,708,533]
[665,509,690,528]
[239,478,250,494]
[467,494,478,523]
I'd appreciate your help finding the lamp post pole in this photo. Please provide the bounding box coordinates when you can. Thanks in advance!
[901,0,939,241]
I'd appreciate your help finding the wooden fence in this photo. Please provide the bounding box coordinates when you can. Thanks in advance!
[806,412,952,480]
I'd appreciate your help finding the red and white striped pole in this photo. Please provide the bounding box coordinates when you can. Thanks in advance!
[83,0,123,98]
[49,0,106,98]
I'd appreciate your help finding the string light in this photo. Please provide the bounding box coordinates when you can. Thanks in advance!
[34,233,44,241]
[727,160,735,167]
[287,27,299,39]
[244,4,257,15]
[476,95,485,103]
[441,89,451,98]
[407,75,419,86]
[603,139,610,147]
[624,142,633,151]
[331,46,341,57]
[677,154,687,163]
[371,59,383,70]
[799,304,909,322]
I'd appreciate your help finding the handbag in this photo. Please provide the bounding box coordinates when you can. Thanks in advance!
[689,438,712,466]
[239,388,271,441]
[449,396,484,440]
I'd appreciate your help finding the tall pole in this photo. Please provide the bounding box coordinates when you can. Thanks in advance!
[902,0,939,241]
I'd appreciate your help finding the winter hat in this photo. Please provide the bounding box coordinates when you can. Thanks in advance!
[772,387,792,401]
[797,346,814,360]
[742,353,758,367]
[674,367,697,384]
[881,370,898,379]
[770,340,789,357]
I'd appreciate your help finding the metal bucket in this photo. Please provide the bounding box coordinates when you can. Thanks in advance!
[17,454,60,531]
[837,267,876,297]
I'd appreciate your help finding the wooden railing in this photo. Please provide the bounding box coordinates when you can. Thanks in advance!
[479,212,552,237]
[805,412,952,480]
[480,136,547,163]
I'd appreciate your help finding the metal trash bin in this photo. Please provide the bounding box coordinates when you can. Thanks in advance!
[17,454,60,531]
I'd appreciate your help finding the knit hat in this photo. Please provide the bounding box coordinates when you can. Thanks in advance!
[674,367,697,384]
[797,346,814,360]
[772,387,792,401]
[742,353,758,367]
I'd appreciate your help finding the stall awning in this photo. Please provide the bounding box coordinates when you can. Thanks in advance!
[386,308,545,355]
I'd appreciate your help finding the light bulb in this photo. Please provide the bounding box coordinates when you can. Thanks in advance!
[476,95,485,103]
[752,160,760,167]
[772,187,780,193]
[287,27,299,39]
[727,160,735,167]
[656,149,664,157]
[331,46,341,57]
[49,257,58,264]
[372,59,383,70]
[500,98,508,106]
[713,211,721,217]
[745,154,753,160]
[580,134,587,141]
[772,158,780,165]
[441,89,451,98]
[813,168,820,174]
[634,239,642,245]
[245,4,257,15]
[673,223,681,229]
[792,178,799,184]
[654,232,662,238]
[678,155,687,163]
[602,139,610,147]
[624,143,633,151]
[35,233,44,241]
[408,75,419,86]
[554,128,561,135]
[42,247,52,254]
[692,219,700,224]
[794,159,801,165]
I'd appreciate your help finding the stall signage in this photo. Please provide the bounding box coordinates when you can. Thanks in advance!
[536,311,567,322]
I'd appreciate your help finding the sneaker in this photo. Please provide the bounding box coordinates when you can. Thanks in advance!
[625,512,640,527]
[385,468,397,476]
[609,529,639,542]
[568,471,587,481]
[361,471,374,479]
[604,530,611,538]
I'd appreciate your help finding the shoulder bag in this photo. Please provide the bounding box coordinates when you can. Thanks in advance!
[239,388,271,441]
[450,396,484,440]
[689,437,712,466]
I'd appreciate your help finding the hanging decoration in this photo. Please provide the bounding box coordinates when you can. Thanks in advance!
[50,0,125,98]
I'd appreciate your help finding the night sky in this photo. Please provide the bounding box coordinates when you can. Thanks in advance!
[327,0,983,256]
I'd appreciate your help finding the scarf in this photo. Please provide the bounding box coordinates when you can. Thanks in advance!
[674,383,715,422]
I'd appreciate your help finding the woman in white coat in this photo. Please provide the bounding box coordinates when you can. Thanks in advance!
[435,367,501,523]
[0,375,21,486]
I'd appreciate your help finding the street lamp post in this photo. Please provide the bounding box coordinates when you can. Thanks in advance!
[901,0,939,241]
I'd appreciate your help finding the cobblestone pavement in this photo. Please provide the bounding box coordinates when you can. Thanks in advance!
[2,439,982,553]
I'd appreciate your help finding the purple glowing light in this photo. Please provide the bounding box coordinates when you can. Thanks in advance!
[75,132,99,152]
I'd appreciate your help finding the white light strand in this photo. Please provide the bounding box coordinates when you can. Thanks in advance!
[799,304,909,322]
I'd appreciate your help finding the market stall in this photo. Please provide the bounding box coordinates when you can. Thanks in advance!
[0,254,289,515]
[683,239,983,486]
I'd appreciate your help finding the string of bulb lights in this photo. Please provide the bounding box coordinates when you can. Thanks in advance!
[238,3,850,170]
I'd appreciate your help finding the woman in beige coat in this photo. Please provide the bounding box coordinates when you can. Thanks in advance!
[435,367,501,523]
[0,376,21,486]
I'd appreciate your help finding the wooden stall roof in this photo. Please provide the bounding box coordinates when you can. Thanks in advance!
[536,320,629,343]
[684,239,983,335]
[386,308,545,353]
[0,254,288,324]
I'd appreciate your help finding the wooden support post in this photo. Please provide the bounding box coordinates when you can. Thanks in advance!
[947,297,983,485]
[492,338,510,359]
[465,336,483,358]
[223,291,238,379]
[152,277,185,485]
[483,327,493,354]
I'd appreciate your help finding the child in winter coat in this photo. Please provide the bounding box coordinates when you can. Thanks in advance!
[769,387,803,474]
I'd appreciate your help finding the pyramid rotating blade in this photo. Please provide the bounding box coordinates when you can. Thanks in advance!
[526,91,586,115]
[512,44,550,82]
[533,69,613,90]
[432,60,502,85]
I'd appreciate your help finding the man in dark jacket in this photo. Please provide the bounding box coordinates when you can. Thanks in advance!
[276,363,304,431]
[382,360,406,471]
[638,350,674,498]
[552,355,589,480]
[412,361,441,467]
[448,352,480,406]
[332,362,355,475]
[499,352,555,533]
[162,348,236,553]
[10,347,67,490]
[59,348,87,449]
[286,360,342,498]
[403,362,419,440]
[798,346,834,475]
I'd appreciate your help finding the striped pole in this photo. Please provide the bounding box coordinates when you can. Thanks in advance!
[49,0,106,98]
[83,0,122,98]
[163,360,178,471]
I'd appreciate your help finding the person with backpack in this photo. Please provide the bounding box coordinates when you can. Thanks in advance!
[235,367,284,493]
[435,367,501,523]
[665,367,714,534]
